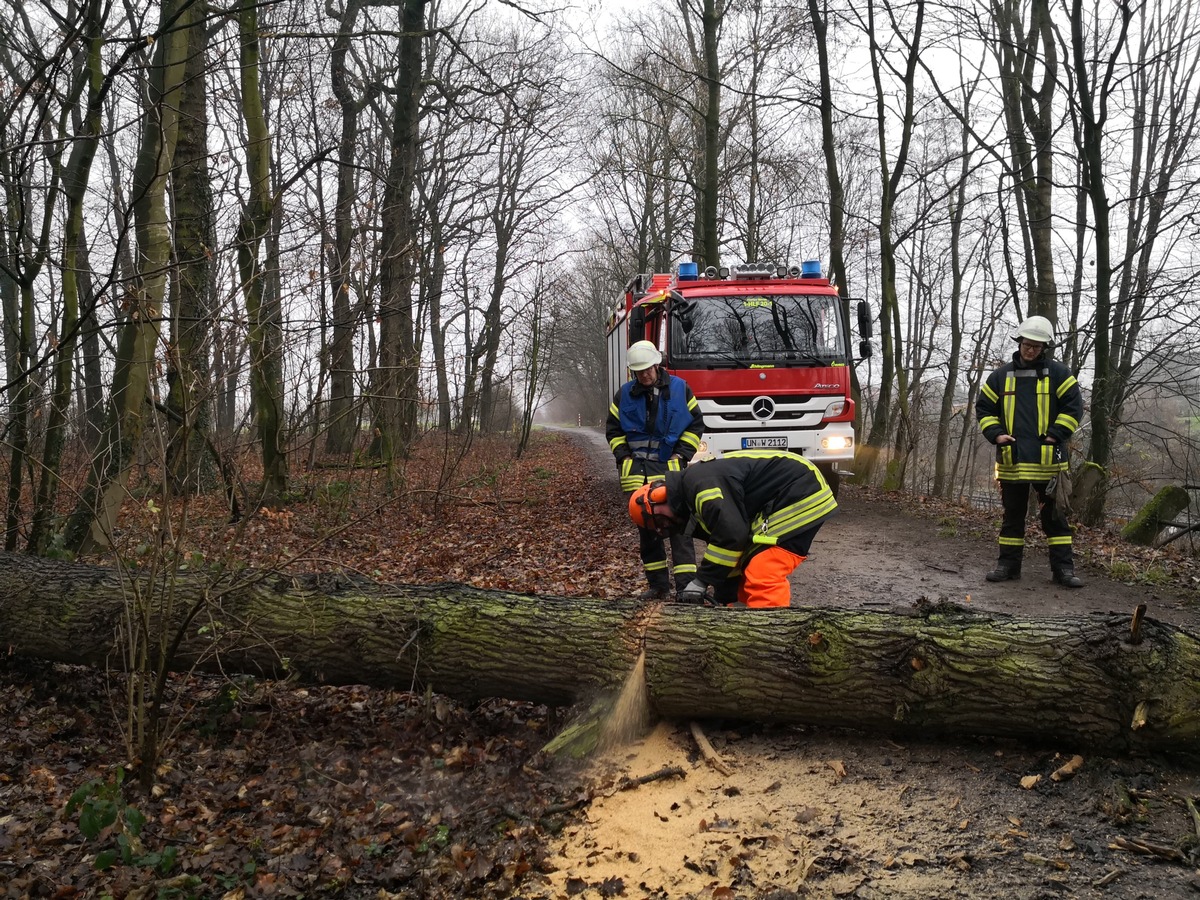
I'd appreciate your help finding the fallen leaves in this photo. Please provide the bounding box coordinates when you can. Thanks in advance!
[1051,754,1084,782]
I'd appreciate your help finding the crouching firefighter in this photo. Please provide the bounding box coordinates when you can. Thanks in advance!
[627,450,838,608]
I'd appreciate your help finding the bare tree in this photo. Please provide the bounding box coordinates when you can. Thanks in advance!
[64,0,193,553]
[853,0,924,485]
[369,0,427,463]
[164,4,217,497]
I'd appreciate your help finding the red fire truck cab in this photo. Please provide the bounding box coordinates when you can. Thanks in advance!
[605,260,872,494]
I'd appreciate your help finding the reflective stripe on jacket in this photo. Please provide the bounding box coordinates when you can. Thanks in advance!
[664,450,838,585]
[606,373,704,463]
[976,352,1082,482]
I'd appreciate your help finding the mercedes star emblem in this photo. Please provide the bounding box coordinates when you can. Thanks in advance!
[751,396,776,421]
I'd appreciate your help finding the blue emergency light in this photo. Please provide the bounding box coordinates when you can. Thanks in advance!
[677,261,699,280]
[801,259,822,278]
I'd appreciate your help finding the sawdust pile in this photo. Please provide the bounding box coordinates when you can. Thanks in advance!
[541,722,967,898]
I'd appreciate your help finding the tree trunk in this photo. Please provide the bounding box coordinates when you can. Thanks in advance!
[859,0,923,484]
[699,0,721,268]
[63,0,189,554]
[1121,485,1192,546]
[1,552,1197,755]
[1072,0,1133,526]
[166,3,216,496]
[324,0,365,456]
[370,0,426,460]
[236,0,287,500]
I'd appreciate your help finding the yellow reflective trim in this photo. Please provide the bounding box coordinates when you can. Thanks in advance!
[726,449,810,466]
[981,382,999,402]
[1002,373,1016,435]
[1037,375,1050,435]
[694,487,724,520]
[703,545,742,568]
[996,462,1067,480]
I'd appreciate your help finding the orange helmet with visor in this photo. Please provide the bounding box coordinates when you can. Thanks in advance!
[628,481,671,534]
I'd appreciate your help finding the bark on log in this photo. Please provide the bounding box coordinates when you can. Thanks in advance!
[1,552,1198,754]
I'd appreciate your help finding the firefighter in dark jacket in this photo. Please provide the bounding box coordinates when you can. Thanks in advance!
[606,340,705,599]
[975,316,1085,588]
[627,450,838,608]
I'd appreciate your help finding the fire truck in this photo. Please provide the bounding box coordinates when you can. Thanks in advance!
[605,260,872,494]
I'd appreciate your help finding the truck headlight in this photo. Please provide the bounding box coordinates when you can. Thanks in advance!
[823,399,848,418]
[821,435,852,451]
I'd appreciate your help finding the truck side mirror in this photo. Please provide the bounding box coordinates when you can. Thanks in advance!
[630,306,646,342]
[856,300,873,338]
[668,296,695,334]
[859,339,873,359]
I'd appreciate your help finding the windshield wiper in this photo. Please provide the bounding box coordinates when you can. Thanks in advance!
[681,352,751,369]
[775,350,828,366]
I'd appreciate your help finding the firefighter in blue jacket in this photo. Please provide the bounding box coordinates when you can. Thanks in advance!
[628,450,838,607]
[976,316,1085,588]
[606,340,705,599]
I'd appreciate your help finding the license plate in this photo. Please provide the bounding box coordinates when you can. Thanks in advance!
[742,436,788,449]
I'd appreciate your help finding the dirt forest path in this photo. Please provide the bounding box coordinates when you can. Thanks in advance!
[532,427,1200,900]
[563,424,1199,625]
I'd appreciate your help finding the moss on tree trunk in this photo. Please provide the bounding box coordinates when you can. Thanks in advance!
[1,553,1198,754]
[1121,484,1191,546]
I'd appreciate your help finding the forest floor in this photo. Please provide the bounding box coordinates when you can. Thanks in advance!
[3,427,1200,899]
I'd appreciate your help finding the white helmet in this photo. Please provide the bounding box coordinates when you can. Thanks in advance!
[627,340,662,372]
[1014,315,1055,345]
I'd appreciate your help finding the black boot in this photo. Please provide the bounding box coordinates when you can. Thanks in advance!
[985,561,1021,582]
[1053,567,1084,588]
[637,586,670,601]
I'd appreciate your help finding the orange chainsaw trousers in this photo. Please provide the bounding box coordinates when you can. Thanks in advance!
[736,546,807,608]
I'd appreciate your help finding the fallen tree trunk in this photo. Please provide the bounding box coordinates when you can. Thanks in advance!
[1,552,1198,754]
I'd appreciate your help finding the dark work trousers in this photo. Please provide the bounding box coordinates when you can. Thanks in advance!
[624,457,697,592]
[996,480,1074,572]
[636,523,697,593]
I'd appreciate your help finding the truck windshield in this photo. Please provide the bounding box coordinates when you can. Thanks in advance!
[670,293,845,365]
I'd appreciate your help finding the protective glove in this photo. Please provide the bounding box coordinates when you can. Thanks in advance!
[677,579,708,605]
